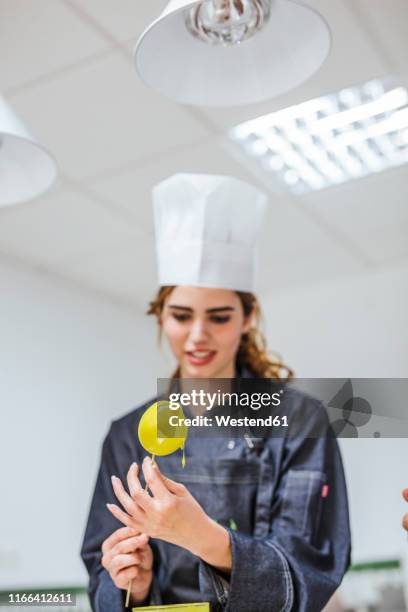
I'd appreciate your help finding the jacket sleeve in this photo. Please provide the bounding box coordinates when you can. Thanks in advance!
[80,422,163,611]
[199,400,352,612]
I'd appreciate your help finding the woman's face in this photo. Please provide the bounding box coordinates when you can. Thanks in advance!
[160,286,253,378]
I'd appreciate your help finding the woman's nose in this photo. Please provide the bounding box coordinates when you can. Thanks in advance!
[188,318,210,343]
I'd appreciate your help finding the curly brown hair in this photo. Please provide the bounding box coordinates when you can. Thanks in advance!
[147,286,293,381]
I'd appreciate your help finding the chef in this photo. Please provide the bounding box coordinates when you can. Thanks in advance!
[80,173,351,611]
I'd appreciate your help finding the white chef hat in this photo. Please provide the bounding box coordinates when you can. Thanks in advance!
[153,173,267,292]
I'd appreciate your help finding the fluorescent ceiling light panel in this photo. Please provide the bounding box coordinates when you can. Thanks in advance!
[229,79,408,194]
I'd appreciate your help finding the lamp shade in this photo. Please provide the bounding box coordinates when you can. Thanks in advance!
[0,96,58,207]
[134,0,331,107]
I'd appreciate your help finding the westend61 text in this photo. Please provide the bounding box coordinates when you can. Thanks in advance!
[168,415,289,428]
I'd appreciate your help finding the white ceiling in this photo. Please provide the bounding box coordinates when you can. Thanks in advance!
[1,0,408,311]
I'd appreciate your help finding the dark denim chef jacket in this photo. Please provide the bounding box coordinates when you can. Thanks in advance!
[81,368,351,612]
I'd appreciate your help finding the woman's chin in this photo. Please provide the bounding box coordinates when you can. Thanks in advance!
[182,361,233,379]
[184,366,214,379]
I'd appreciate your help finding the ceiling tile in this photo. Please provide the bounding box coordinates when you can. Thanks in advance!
[68,0,167,44]
[196,0,389,130]
[257,238,366,297]
[0,0,111,92]
[0,183,138,268]
[87,138,268,230]
[256,191,368,297]
[302,165,408,264]
[57,239,157,311]
[351,0,408,75]
[8,52,210,180]
[258,198,346,257]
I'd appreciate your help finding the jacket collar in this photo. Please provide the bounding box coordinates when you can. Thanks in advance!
[236,362,255,379]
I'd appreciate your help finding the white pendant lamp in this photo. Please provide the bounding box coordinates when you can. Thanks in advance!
[0,96,58,207]
[134,0,331,107]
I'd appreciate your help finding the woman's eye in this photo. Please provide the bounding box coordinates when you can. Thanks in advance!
[210,315,231,324]
[171,313,231,324]
[172,313,191,322]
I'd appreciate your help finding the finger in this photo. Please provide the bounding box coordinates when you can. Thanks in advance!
[106,503,142,530]
[132,486,155,514]
[111,553,144,573]
[114,565,140,589]
[127,462,143,499]
[142,457,170,500]
[101,527,138,554]
[114,534,149,555]
[104,546,143,570]
[111,546,152,572]
[402,488,408,502]
[135,548,153,571]
[111,475,140,516]
[116,564,150,587]
[403,512,408,532]
[104,535,149,567]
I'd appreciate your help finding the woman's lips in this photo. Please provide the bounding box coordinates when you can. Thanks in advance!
[185,350,216,366]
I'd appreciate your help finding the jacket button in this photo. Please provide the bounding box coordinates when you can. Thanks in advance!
[227,440,235,450]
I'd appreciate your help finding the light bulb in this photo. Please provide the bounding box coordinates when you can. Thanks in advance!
[186,0,271,46]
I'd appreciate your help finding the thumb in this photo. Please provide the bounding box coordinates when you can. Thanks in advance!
[134,533,149,548]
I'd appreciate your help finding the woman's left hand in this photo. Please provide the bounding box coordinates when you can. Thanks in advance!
[107,456,215,556]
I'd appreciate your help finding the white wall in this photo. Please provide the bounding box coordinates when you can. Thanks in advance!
[261,260,408,563]
[339,438,407,564]
[0,257,166,589]
[260,260,408,378]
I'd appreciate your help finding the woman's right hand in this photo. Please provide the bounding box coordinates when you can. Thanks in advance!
[101,526,153,605]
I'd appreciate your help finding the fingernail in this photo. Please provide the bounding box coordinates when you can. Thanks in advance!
[111,475,119,483]
[106,503,113,510]
[131,462,137,469]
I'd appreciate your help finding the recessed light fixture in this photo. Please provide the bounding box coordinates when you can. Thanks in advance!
[229,78,408,194]
[134,0,331,107]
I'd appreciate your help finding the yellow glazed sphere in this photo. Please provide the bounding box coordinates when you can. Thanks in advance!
[138,401,188,457]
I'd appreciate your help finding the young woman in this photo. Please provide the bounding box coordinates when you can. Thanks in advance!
[81,174,351,612]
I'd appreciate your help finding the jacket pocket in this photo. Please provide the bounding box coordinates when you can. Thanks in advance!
[277,469,326,542]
